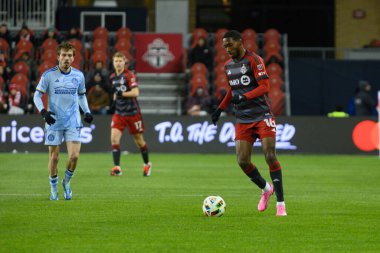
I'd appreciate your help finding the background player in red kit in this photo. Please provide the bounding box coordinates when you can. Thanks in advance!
[110,52,152,176]
[211,30,286,216]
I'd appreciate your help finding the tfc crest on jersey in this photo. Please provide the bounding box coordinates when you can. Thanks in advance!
[110,70,141,116]
[225,51,273,123]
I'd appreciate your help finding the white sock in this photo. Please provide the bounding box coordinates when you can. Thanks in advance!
[277,202,285,207]
[263,182,271,192]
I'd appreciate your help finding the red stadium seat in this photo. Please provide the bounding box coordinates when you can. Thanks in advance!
[264,40,281,53]
[13,61,30,77]
[0,38,10,56]
[73,52,83,70]
[16,39,33,54]
[215,28,228,44]
[214,62,226,79]
[114,39,132,53]
[116,27,132,41]
[190,62,208,76]
[41,38,58,52]
[41,49,57,64]
[93,26,109,41]
[190,74,208,95]
[244,39,258,52]
[69,39,83,52]
[15,49,32,61]
[264,28,281,43]
[92,39,108,52]
[91,51,107,66]
[269,87,285,115]
[191,27,208,48]
[37,61,56,77]
[269,74,284,90]
[266,63,283,77]
[214,50,230,64]
[0,76,4,89]
[214,75,229,100]
[10,73,29,95]
[242,28,257,42]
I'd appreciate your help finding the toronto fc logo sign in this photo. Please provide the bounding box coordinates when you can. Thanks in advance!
[143,38,174,69]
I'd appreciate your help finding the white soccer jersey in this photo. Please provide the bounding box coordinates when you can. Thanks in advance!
[35,66,86,130]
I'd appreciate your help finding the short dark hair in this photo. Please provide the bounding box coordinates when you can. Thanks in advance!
[222,30,242,41]
[56,41,76,56]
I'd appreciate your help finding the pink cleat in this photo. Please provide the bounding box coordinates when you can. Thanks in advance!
[258,184,274,212]
[276,204,287,216]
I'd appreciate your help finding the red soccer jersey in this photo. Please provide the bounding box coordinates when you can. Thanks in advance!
[219,50,274,123]
[110,70,141,116]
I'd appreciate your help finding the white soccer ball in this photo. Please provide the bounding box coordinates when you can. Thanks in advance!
[202,196,226,217]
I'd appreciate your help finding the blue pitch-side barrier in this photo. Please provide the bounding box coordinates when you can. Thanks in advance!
[0,115,378,154]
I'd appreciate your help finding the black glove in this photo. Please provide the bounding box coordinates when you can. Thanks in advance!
[211,108,223,125]
[40,109,56,125]
[84,113,93,124]
[116,90,123,97]
[231,94,247,105]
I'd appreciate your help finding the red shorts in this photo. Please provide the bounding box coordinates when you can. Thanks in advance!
[111,113,145,135]
[235,118,276,144]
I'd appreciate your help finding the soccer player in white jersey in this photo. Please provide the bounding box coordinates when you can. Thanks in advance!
[33,42,93,200]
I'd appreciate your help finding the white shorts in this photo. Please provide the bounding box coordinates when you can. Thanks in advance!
[45,128,81,146]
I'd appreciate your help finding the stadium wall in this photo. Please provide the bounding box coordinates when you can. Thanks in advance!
[289,59,380,115]
[0,116,377,155]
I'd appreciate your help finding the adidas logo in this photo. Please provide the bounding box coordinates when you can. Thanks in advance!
[55,79,59,82]
[227,70,231,75]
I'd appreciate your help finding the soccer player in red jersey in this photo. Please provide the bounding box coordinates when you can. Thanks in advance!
[109,52,152,176]
[211,30,286,216]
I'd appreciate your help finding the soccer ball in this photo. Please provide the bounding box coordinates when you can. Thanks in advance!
[202,196,226,217]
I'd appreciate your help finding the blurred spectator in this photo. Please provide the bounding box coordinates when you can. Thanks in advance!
[86,70,111,94]
[87,84,110,115]
[0,52,6,67]
[7,83,26,115]
[42,26,60,42]
[13,24,35,45]
[189,37,212,70]
[0,23,12,45]
[0,88,7,113]
[65,27,83,41]
[86,61,110,86]
[186,87,214,116]
[354,80,377,116]
[0,65,14,85]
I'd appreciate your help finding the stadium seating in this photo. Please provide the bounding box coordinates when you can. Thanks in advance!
[13,61,30,77]
[10,73,29,95]
[114,39,132,53]
[116,27,132,41]
[215,28,228,44]
[93,26,109,41]
[16,39,33,55]
[267,63,283,77]
[191,27,208,48]
[269,87,284,115]
[189,74,208,96]
[92,38,108,52]
[264,28,281,43]
[41,38,58,52]
[269,74,284,90]
[37,61,55,77]
[242,28,257,42]
[41,49,57,64]
[190,62,208,77]
[0,38,10,58]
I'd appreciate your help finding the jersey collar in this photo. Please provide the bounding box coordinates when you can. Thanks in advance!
[58,65,72,75]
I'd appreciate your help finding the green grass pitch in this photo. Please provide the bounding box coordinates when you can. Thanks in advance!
[0,153,379,253]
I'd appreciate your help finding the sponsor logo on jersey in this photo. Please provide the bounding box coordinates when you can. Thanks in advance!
[241,75,251,85]
[229,79,240,86]
[240,64,247,74]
